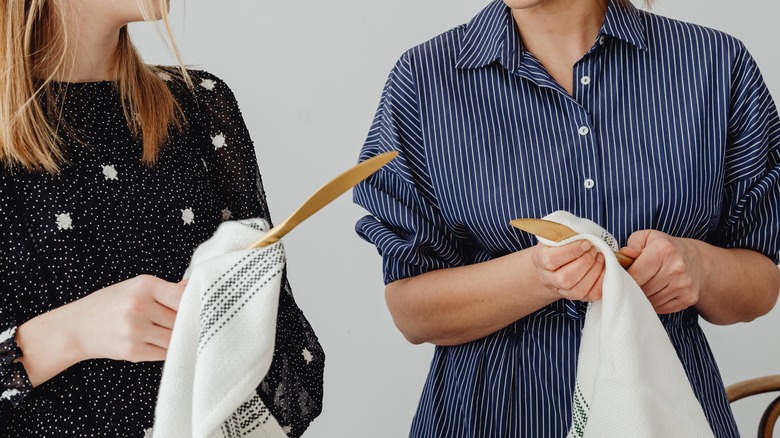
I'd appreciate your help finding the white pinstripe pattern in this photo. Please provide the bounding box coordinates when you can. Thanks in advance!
[354,1,780,436]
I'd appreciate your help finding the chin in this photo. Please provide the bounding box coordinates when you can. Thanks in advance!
[503,0,546,9]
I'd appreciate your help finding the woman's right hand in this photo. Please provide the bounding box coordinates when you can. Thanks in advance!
[530,240,605,302]
[17,274,186,387]
[70,275,186,363]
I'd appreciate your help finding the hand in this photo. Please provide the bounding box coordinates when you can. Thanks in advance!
[17,275,186,387]
[531,240,606,302]
[69,275,187,363]
[621,230,702,314]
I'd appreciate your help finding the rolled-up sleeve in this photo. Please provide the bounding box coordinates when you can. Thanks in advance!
[354,54,470,284]
[711,43,780,264]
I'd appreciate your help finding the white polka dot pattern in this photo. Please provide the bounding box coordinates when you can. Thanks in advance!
[0,69,291,436]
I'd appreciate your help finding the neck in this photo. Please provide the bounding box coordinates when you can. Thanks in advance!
[511,0,608,62]
[47,4,125,83]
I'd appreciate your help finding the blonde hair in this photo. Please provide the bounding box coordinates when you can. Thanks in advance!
[0,0,191,174]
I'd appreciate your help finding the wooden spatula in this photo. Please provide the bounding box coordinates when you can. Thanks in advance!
[249,151,398,249]
[510,218,635,269]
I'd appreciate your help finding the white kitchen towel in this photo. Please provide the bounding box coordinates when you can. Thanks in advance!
[152,219,288,438]
[535,211,714,438]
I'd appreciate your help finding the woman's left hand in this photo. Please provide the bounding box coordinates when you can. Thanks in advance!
[620,230,704,314]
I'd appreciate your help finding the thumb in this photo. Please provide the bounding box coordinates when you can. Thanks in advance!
[619,246,642,259]
[625,229,652,252]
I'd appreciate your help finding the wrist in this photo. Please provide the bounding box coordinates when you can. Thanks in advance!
[19,305,86,383]
[518,246,560,302]
[681,238,712,293]
[56,300,89,364]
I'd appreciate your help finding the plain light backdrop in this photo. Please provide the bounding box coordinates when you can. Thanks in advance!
[132,1,780,436]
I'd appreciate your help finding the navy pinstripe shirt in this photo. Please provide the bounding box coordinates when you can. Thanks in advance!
[354,1,780,436]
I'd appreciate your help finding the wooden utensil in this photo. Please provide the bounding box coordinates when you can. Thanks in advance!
[510,218,635,269]
[249,151,398,249]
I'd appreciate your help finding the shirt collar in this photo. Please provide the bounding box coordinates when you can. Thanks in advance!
[601,0,648,51]
[456,0,647,71]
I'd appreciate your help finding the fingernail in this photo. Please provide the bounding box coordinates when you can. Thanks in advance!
[580,241,591,251]
[596,252,604,262]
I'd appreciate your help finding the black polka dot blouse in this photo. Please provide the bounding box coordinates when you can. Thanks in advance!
[0,70,324,437]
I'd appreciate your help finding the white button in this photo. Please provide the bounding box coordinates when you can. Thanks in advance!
[578,126,590,136]
[598,36,605,45]
[580,76,591,85]
[584,179,595,189]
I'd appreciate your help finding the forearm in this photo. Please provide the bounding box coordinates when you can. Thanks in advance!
[693,242,780,325]
[13,275,183,388]
[386,247,559,346]
[16,306,83,387]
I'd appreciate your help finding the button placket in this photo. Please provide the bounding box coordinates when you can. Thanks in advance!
[577,120,595,190]
[573,50,604,224]
[574,60,594,104]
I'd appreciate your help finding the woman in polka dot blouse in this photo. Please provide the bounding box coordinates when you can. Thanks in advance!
[0,1,323,436]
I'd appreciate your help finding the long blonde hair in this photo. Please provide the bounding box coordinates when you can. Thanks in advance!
[0,0,191,174]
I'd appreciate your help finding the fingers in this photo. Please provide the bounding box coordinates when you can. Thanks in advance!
[533,239,608,302]
[560,252,606,301]
[621,230,699,315]
[583,267,607,301]
[126,274,183,322]
[143,324,173,350]
[619,246,641,260]
[644,284,675,308]
[535,240,594,271]
[149,303,177,330]
[129,343,168,363]
[538,247,597,288]
[625,230,683,288]
[626,247,664,287]
[654,298,687,315]
[641,271,676,299]
[577,253,606,301]
[152,280,186,312]
[646,282,697,313]
[625,229,651,252]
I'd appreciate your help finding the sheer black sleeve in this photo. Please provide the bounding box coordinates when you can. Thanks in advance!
[191,71,271,222]
[0,179,33,407]
[190,71,325,437]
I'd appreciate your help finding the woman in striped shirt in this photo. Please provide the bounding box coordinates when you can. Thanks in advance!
[354,0,780,436]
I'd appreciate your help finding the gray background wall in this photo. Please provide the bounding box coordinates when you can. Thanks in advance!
[133,1,780,435]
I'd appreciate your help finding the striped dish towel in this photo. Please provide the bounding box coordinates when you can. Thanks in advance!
[536,211,714,438]
[152,219,288,438]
